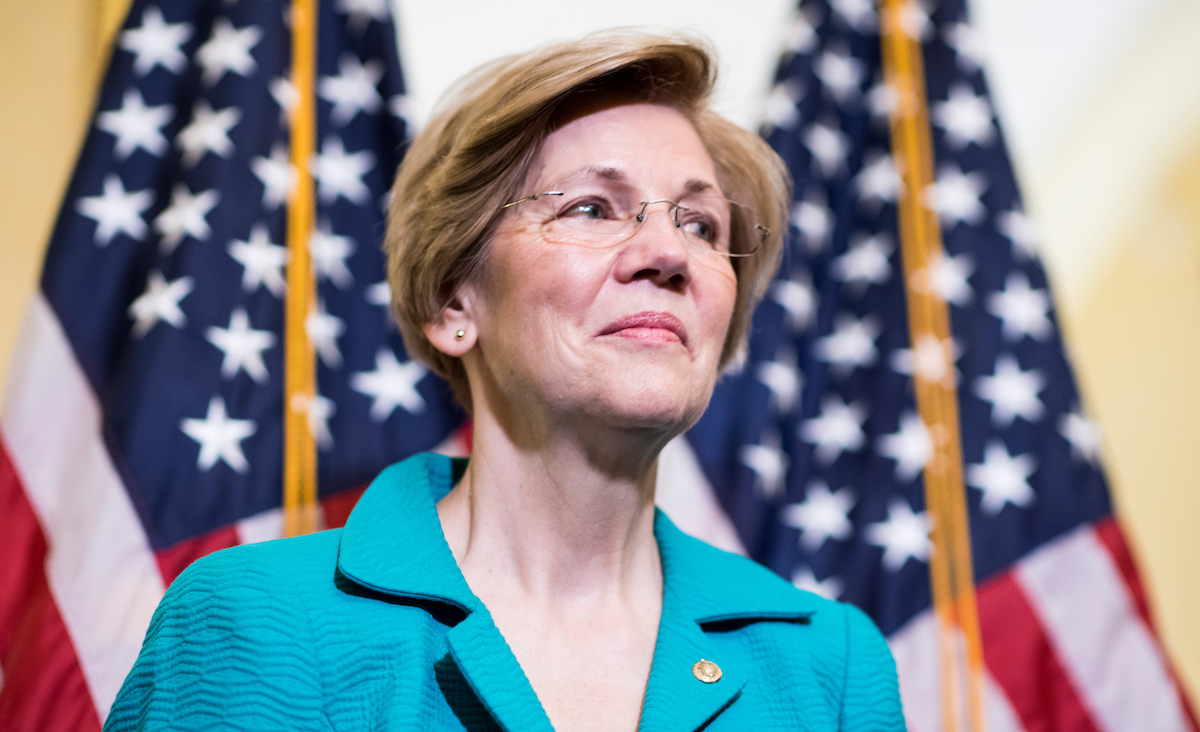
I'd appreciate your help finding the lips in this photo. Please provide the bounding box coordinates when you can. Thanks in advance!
[599,311,688,347]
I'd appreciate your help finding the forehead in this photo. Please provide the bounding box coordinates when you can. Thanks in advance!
[529,102,718,193]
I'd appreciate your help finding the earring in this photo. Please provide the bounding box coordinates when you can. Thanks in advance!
[455,329,465,340]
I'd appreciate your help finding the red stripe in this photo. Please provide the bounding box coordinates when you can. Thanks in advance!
[1093,518,1200,732]
[0,440,101,732]
[155,525,239,588]
[323,485,367,529]
[978,571,1101,732]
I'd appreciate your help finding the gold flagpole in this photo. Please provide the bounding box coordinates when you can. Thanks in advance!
[879,2,986,730]
[283,0,318,537]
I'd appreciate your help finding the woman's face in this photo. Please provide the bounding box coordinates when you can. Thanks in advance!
[462,102,738,434]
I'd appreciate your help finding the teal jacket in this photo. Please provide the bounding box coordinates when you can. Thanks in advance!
[106,453,905,731]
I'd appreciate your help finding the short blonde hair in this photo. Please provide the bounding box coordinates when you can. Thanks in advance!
[385,30,791,408]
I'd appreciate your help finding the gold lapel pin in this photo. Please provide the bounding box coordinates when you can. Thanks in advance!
[692,658,722,683]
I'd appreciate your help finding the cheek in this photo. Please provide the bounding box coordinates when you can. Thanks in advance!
[697,260,739,340]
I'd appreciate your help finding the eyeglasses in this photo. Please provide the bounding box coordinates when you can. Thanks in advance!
[502,175,769,258]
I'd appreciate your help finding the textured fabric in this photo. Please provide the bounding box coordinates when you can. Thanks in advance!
[105,453,906,731]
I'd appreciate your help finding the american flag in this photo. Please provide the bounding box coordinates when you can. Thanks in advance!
[657,0,1200,730]
[0,0,465,727]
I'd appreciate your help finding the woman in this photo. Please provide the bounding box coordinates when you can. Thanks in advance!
[107,32,905,731]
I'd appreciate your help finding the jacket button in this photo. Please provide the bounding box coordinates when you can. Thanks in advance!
[692,658,722,683]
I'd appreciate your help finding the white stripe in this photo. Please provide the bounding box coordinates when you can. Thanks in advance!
[0,294,164,720]
[654,435,746,555]
[1015,525,1189,732]
[888,609,1027,732]
[236,507,284,545]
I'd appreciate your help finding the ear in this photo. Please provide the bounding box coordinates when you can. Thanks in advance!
[424,287,478,358]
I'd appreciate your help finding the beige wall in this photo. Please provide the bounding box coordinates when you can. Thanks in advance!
[0,0,1195,703]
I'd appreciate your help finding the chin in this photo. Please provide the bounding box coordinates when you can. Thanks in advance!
[584,367,713,435]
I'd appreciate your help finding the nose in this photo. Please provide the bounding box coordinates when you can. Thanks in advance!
[615,202,692,292]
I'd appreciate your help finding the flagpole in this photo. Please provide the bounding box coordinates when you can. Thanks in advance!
[878,2,986,730]
[284,0,318,537]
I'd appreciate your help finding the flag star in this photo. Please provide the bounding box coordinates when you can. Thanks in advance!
[925,251,975,306]
[177,101,241,166]
[867,82,900,119]
[878,412,932,482]
[308,394,336,450]
[988,272,1053,341]
[975,354,1046,427]
[740,435,790,499]
[154,184,219,252]
[228,224,287,296]
[337,0,391,31]
[311,222,355,289]
[351,348,428,420]
[75,174,153,246]
[892,334,959,386]
[791,194,832,252]
[792,568,843,600]
[762,80,803,129]
[785,10,818,55]
[366,280,391,306]
[120,6,192,76]
[805,122,849,177]
[833,234,892,290]
[306,299,346,368]
[801,395,867,465]
[998,209,1041,260]
[251,143,297,209]
[180,396,256,473]
[866,499,932,571]
[967,440,1036,514]
[945,22,986,70]
[319,54,384,125]
[313,136,375,205]
[783,482,855,550]
[815,50,865,104]
[933,84,995,149]
[757,350,802,414]
[815,313,881,376]
[196,18,262,86]
[924,164,987,228]
[206,307,276,382]
[772,276,815,331]
[895,0,933,41]
[129,271,194,337]
[270,76,299,119]
[856,154,901,206]
[1059,409,1102,463]
[389,94,414,125]
[831,0,876,32]
[97,89,173,159]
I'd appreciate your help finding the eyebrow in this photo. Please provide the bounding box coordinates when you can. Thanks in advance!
[568,168,717,196]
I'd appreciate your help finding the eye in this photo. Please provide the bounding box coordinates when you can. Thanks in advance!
[680,216,718,244]
[558,197,611,221]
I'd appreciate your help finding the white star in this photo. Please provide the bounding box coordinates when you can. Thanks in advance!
[365,280,391,306]
[306,299,345,368]
[351,348,428,421]
[97,89,173,159]
[319,54,384,125]
[924,251,975,306]
[337,0,391,31]
[251,143,296,209]
[180,396,256,473]
[833,234,892,290]
[75,174,153,246]
[805,122,849,177]
[312,137,375,205]
[310,222,355,289]
[831,0,876,32]
[945,23,986,70]
[791,195,832,252]
[792,568,843,600]
[757,351,801,414]
[924,164,987,227]
[975,354,1046,427]
[801,395,866,465]
[892,334,958,387]
[120,7,192,76]
[856,154,901,207]
[308,394,336,450]
[196,18,262,86]
[772,276,816,331]
[878,412,932,482]
[783,482,854,550]
[866,499,932,571]
[129,271,193,337]
[177,101,241,166]
[1059,409,1102,463]
[785,10,818,55]
[815,50,865,104]
[270,76,299,120]
[154,184,219,252]
[987,272,1052,341]
[815,313,880,376]
[228,224,287,296]
[389,94,414,126]
[206,307,276,382]
[998,209,1041,260]
[895,0,932,41]
[867,82,900,119]
[933,84,995,149]
[967,441,1036,515]
[740,435,790,499]
[762,80,803,129]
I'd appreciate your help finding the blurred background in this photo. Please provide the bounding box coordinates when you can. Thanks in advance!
[1,0,1196,699]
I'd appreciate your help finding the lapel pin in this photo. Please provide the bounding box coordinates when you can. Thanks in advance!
[692,658,722,683]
